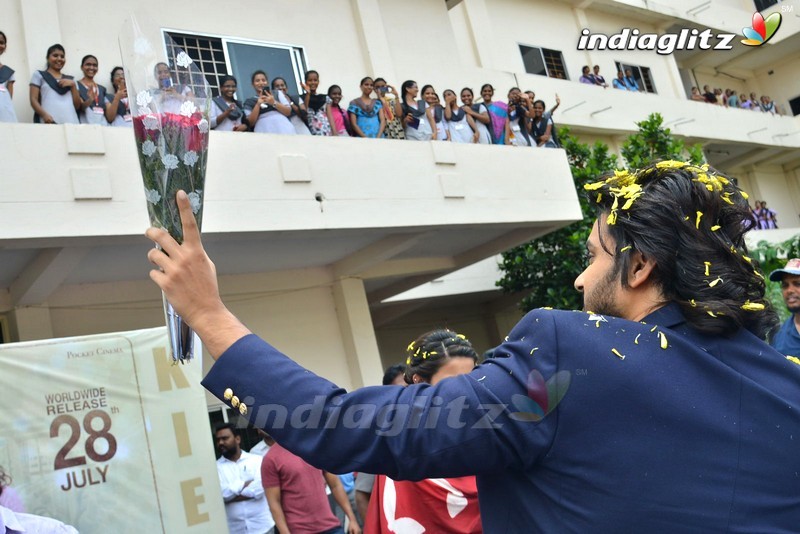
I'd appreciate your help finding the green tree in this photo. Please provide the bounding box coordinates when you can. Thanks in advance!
[497,113,704,312]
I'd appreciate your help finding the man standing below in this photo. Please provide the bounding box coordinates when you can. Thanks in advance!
[770,258,800,358]
[249,429,274,457]
[215,423,275,534]
[262,442,360,534]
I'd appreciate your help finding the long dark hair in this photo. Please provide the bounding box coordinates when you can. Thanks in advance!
[589,161,777,338]
[45,43,65,69]
[401,80,417,102]
[404,330,478,384]
[0,465,11,496]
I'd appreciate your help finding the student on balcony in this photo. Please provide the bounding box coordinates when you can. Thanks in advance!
[105,67,132,128]
[210,75,247,132]
[349,76,385,139]
[592,65,609,88]
[459,87,492,145]
[272,77,311,135]
[623,69,640,91]
[29,44,80,124]
[401,80,435,142]
[579,65,596,85]
[612,70,628,90]
[244,70,295,135]
[0,31,18,123]
[77,55,108,126]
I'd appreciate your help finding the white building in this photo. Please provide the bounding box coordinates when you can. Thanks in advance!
[1,0,798,415]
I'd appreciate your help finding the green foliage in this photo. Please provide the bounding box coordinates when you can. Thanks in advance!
[621,113,705,168]
[750,235,800,323]
[497,113,707,312]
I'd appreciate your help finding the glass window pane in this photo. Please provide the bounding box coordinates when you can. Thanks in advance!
[519,45,546,76]
[227,42,301,98]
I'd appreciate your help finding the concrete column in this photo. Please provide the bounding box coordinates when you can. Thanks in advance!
[332,277,384,388]
[461,0,497,69]
[19,0,63,75]
[9,305,54,342]
[350,0,397,81]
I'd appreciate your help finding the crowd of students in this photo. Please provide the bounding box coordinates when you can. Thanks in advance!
[1,39,565,148]
[690,85,778,113]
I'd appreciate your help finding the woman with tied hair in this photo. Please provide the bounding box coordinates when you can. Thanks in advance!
[29,43,80,124]
[400,80,434,141]
[348,76,384,138]
[479,83,506,144]
[364,330,483,534]
[77,54,108,125]
[0,465,24,513]
[210,75,247,132]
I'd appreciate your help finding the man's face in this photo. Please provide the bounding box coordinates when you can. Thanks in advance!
[574,221,626,317]
[781,274,800,314]
[216,429,240,459]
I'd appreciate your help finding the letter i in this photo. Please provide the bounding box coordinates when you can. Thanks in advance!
[578,29,590,49]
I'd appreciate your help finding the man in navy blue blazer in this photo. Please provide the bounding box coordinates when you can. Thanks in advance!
[146,161,800,532]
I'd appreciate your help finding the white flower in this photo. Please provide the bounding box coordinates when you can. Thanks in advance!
[144,188,161,204]
[141,140,157,157]
[183,151,199,167]
[134,37,152,56]
[143,115,160,130]
[197,118,209,133]
[175,51,193,68]
[179,101,197,117]
[136,106,151,117]
[161,154,179,170]
[136,91,152,107]
[187,191,202,214]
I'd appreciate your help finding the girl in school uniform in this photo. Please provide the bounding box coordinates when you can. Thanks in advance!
[29,43,80,124]
[400,80,435,141]
[272,77,311,135]
[0,31,19,123]
[443,89,478,143]
[459,87,491,145]
[422,85,449,142]
[244,70,295,135]
[504,87,532,147]
[104,66,132,127]
[77,55,108,125]
[210,75,247,132]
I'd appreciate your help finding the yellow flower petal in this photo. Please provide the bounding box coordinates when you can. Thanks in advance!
[634,333,641,344]
[741,301,765,311]
[650,325,658,332]
[707,310,718,317]
[704,261,711,276]
[407,341,415,351]
[659,331,668,349]
[695,211,703,229]
[742,256,752,264]
[690,299,697,307]
[596,193,602,202]
[787,356,800,366]
[709,277,723,287]
[740,190,749,200]
[711,225,721,231]
[530,347,539,355]
[620,246,632,252]
[585,181,605,191]
[611,348,626,360]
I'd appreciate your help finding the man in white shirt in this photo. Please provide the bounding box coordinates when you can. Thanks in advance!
[0,504,78,533]
[248,429,274,457]
[215,423,275,534]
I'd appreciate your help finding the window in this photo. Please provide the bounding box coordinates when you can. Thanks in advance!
[615,61,657,94]
[754,0,779,12]
[789,95,800,116]
[519,45,568,80]
[163,30,308,99]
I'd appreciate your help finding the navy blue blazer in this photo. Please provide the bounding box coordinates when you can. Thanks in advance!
[202,304,800,532]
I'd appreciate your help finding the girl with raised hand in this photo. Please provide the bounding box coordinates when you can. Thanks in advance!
[443,89,478,144]
[301,70,336,136]
[77,55,108,125]
[400,80,434,141]
[0,31,18,122]
[272,76,310,135]
[373,77,404,140]
[479,83,506,144]
[460,87,491,144]
[105,66,132,127]
[530,99,557,148]
[364,330,483,534]
[243,70,295,135]
[327,84,350,136]
[29,43,80,124]
[423,85,449,142]
[348,76,384,138]
[210,75,247,132]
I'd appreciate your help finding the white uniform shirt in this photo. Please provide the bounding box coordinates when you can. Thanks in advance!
[216,451,275,534]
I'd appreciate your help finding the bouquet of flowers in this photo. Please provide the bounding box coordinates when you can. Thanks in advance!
[120,17,211,362]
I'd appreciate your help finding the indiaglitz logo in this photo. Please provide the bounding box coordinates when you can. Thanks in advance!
[577,10,782,54]
[741,11,782,46]
[510,369,571,422]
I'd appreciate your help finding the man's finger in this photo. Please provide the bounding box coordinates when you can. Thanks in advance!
[145,226,182,258]
[146,246,173,271]
[176,190,200,245]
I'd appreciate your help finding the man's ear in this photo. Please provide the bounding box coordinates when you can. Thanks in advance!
[628,250,657,289]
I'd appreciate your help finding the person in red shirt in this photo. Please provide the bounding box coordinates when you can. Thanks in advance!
[262,436,361,534]
[365,330,482,534]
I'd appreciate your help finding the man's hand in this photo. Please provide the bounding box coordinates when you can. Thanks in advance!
[145,191,251,358]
